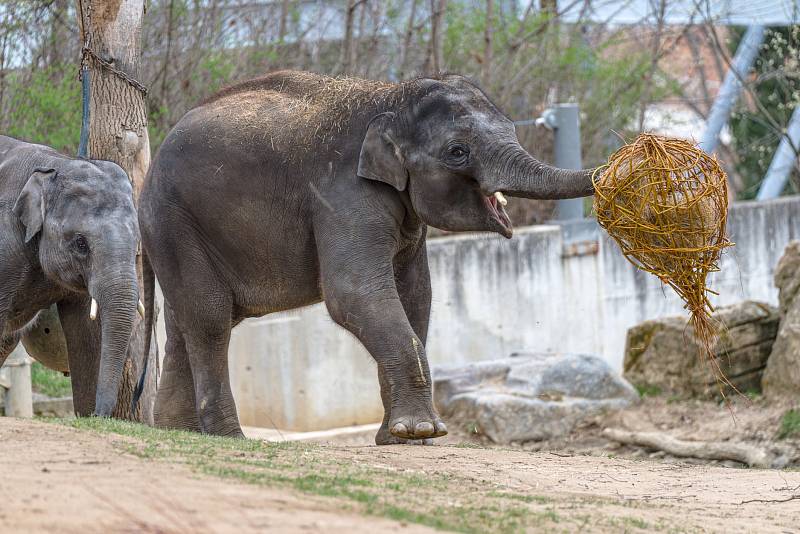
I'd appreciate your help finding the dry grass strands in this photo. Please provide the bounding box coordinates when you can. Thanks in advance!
[594,134,734,388]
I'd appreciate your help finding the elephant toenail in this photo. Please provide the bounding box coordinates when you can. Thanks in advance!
[435,421,448,436]
[391,423,409,437]
[415,422,434,436]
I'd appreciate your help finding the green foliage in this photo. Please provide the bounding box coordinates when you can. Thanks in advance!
[729,26,800,199]
[778,409,800,439]
[30,362,72,398]
[4,64,81,154]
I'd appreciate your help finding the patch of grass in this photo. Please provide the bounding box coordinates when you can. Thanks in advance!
[488,491,550,504]
[634,383,661,398]
[778,409,800,439]
[744,388,761,401]
[30,362,72,397]
[453,441,485,449]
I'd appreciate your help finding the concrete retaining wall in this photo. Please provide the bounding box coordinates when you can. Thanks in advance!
[163,196,800,431]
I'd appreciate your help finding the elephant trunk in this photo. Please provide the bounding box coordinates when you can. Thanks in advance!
[484,142,597,200]
[90,274,138,417]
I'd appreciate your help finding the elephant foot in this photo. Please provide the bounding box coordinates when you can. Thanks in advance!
[375,425,435,445]
[387,403,448,441]
[154,415,202,434]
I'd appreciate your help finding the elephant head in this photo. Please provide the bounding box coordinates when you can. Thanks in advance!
[12,159,141,416]
[358,75,595,238]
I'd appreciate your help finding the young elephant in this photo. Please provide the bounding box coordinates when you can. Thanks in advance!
[139,71,595,442]
[0,135,142,416]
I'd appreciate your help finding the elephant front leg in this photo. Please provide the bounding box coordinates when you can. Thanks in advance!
[57,298,101,416]
[323,265,447,443]
[374,243,436,445]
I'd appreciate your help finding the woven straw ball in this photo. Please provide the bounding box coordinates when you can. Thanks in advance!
[593,134,732,341]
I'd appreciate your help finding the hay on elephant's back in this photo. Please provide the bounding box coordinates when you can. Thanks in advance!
[593,134,734,384]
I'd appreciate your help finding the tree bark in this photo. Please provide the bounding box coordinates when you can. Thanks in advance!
[340,0,358,74]
[278,0,290,42]
[482,0,493,84]
[398,0,418,79]
[425,0,447,74]
[76,0,155,423]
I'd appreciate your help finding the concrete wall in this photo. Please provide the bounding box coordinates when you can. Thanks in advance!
[158,196,800,431]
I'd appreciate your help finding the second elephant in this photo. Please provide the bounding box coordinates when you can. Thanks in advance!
[0,135,143,416]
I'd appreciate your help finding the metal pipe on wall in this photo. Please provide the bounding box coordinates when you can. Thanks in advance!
[756,106,800,200]
[698,25,766,154]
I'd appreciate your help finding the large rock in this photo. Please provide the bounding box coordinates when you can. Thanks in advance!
[433,353,638,444]
[623,300,779,398]
[762,241,800,398]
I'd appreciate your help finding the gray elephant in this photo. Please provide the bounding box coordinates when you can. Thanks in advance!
[0,135,142,416]
[139,71,595,442]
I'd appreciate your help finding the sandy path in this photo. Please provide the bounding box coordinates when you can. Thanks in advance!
[0,418,432,533]
[326,445,800,532]
[2,418,799,533]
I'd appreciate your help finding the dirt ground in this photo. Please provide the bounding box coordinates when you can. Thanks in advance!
[2,409,800,533]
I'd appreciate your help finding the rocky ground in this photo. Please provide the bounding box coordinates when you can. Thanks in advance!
[308,396,800,469]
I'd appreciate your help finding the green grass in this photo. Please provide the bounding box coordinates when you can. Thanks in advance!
[778,409,800,440]
[634,383,662,398]
[43,417,667,533]
[30,362,72,397]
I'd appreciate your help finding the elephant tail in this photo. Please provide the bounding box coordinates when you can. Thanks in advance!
[132,246,158,413]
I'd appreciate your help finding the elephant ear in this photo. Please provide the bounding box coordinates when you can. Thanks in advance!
[13,168,55,243]
[357,112,409,191]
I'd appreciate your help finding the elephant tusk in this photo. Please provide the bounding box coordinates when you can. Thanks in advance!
[89,298,98,321]
[494,191,508,206]
[137,299,145,318]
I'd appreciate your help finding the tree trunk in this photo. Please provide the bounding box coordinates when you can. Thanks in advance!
[425,0,447,74]
[398,0,418,79]
[482,0,493,84]
[76,0,155,423]
[278,0,290,42]
[340,0,357,74]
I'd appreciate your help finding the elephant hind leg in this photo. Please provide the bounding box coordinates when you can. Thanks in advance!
[154,302,201,433]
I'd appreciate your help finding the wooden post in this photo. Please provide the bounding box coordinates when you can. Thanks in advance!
[76,0,155,423]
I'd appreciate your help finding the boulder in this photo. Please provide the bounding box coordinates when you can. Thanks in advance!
[623,300,779,398]
[762,241,800,398]
[433,353,638,444]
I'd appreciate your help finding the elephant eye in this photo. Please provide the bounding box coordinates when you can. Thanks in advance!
[446,144,469,163]
[74,235,90,254]
[449,146,467,158]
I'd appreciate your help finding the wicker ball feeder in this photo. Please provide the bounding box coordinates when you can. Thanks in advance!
[593,134,734,380]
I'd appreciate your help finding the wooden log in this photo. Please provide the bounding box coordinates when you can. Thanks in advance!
[602,428,773,468]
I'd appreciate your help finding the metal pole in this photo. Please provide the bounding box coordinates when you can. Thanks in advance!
[698,25,766,154]
[756,106,800,200]
[547,104,584,220]
[1,345,33,418]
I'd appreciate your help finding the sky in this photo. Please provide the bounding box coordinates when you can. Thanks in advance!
[559,0,800,26]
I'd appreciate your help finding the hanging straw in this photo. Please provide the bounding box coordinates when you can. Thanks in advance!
[593,134,734,387]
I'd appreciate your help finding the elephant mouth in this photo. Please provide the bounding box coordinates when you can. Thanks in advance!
[485,192,513,238]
